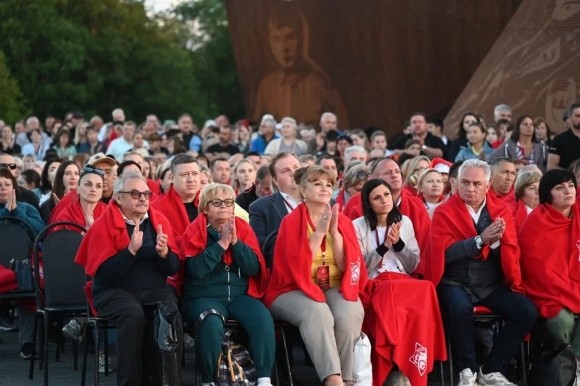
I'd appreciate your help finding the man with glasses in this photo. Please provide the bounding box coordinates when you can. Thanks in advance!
[0,153,39,209]
[75,171,182,385]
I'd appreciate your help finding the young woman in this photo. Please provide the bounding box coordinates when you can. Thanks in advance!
[455,122,493,161]
[180,183,274,386]
[39,160,80,223]
[416,169,445,218]
[448,112,480,162]
[0,125,21,155]
[231,158,257,195]
[264,166,366,386]
[21,128,49,161]
[352,179,446,386]
[52,128,77,159]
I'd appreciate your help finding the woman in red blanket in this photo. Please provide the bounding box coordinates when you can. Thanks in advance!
[416,168,445,218]
[509,168,541,230]
[264,166,367,386]
[519,169,580,372]
[353,178,446,386]
[53,165,107,229]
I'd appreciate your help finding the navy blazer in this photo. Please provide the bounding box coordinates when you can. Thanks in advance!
[249,191,289,246]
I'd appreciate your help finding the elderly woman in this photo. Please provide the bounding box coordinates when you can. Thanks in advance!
[264,117,307,156]
[353,179,445,386]
[335,162,370,211]
[75,171,182,385]
[180,183,274,386]
[264,166,366,386]
[416,168,445,218]
[488,115,548,172]
[509,168,542,230]
[519,169,580,376]
[53,165,107,229]
[402,155,430,196]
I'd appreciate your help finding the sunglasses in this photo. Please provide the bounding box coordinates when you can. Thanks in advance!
[80,165,105,179]
[210,198,235,207]
[0,163,17,170]
[118,190,153,200]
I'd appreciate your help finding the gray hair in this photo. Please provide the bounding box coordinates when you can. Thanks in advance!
[170,153,198,173]
[113,171,147,194]
[280,117,297,130]
[320,112,337,123]
[342,162,370,188]
[458,159,491,181]
[262,118,277,129]
[494,104,512,115]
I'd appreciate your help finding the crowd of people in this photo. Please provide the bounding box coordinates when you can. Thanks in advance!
[0,102,579,386]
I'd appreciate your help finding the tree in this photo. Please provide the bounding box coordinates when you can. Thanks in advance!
[0,52,30,124]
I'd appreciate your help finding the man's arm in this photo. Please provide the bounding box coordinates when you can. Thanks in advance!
[445,238,480,264]
[547,153,561,170]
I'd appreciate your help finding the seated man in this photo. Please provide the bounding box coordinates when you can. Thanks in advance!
[427,159,537,386]
[75,171,182,385]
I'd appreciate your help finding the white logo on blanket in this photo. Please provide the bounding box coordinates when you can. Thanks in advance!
[576,240,580,262]
[409,342,428,376]
[350,261,360,285]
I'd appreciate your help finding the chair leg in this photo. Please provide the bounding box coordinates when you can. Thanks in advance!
[94,321,100,386]
[43,314,50,386]
[438,361,445,386]
[520,342,528,386]
[104,325,109,375]
[73,340,78,370]
[446,333,454,386]
[279,325,293,386]
[29,311,40,380]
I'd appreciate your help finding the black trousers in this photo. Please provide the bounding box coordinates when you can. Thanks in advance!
[94,287,183,386]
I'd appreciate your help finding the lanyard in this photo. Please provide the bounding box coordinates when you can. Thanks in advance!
[374,228,382,247]
[306,213,327,264]
[281,196,296,212]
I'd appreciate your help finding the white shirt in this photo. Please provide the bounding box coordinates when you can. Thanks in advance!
[465,197,487,224]
[107,137,133,162]
[280,191,300,213]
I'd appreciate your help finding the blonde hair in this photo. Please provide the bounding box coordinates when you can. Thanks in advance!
[199,183,236,212]
[515,171,542,200]
[416,168,442,191]
[298,165,337,188]
[232,158,256,191]
[404,155,430,186]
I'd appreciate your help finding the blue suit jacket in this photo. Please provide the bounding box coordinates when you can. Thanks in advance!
[249,191,289,246]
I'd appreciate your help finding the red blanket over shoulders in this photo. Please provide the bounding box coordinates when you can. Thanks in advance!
[508,199,529,231]
[361,272,446,386]
[53,198,107,228]
[151,187,199,246]
[48,190,78,223]
[519,203,580,318]
[179,213,267,299]
[74,201,177,276]
[263,203,368,308]
[425,192,523,292]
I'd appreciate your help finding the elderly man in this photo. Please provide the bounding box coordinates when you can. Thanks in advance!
[250,118,278,155]
[75,171,182,386]
[343,145,368,168]
[264,117,307,156]
[427,159,536,386]
[493,104,513,123]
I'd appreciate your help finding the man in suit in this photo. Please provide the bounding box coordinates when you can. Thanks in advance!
[249,152,301,246]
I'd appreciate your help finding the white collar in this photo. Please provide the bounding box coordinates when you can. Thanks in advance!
[121,211,149,226]
[465,197,486,224]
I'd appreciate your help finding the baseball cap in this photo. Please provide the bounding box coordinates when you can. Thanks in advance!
[87,153,116,167]
[431,157,451,174]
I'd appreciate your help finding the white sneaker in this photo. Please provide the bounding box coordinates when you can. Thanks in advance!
[98,353,114,373]
[457,368,477,386]
[476,367,515,386]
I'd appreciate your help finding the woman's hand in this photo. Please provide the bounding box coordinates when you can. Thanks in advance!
[6,189,17,211]
[384,222,401,249]
[218,221,232,250]
[128,219,143,255]
[315,204,332,236]
[328,204,340,236]
[229,217,237,245]
[83,203,95,228]
[155,224,169,258]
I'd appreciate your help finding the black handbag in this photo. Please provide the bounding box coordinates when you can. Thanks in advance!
[10,258,34,292]
[528,344,576,386]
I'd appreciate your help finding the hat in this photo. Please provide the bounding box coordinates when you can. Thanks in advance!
[563,109,570,121]
[87,153,116,167]
[431,157,452,174]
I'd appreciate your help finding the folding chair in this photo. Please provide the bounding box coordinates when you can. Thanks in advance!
[28,221,87,386]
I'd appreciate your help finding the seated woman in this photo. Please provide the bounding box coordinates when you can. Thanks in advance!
[519,169,580,376]
[264,166,366,386]
[509,168,541,230]
[334,162,370,211]
[454,122,493,161]
[401,155,430,197]
[53,165,107,229]
[416,168,445,218]
[75,171,182,385]
[180,183,274,386]
[39,160,80,223]
[352,179,446,386]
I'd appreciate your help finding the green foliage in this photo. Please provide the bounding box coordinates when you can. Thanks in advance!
[0,0,244,124]
[0,52,30,123]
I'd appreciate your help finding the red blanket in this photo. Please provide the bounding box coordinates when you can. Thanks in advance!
[53,198,107,228]
[361,272,446,386]
[263,203,367,307]
[180,213,267,298]
[508,199,529,231]
[0,266,17,293]
[75,201,177,276]
[519,203,580,318]
[425,192,523,293]
[489,186,515,206]
[48,190,78,224]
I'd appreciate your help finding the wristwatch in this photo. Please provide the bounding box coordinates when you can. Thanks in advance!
[474,235,484,249]
[421,145,427,151]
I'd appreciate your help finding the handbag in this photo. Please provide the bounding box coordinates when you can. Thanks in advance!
[353,332,373,386]
[528,344,576,386]
[196,309,257,386]
[10,258,34,292]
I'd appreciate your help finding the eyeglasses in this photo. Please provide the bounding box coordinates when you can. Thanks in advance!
[118,190,153,200]
[0,163,17,170]
[210,198,235,207]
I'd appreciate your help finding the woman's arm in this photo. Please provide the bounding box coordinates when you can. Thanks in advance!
[330,231,345,272]
[231,241,260,277]
[395,219,420,274]
[11,203,45,236]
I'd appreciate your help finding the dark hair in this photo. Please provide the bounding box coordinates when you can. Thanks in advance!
[53,128,72,148]
[117,160,141,177]
[533,117,553,141]
[170,153,198,173]
[40,157,63,193]
[568,102,580,118]
[428,117,444,129]
[361,179,402,231]
[256,165,270,181]
[52,160,79,199]
[449,160,464,180]
[268,152,296,179]
[457,112,480,139]
[210,158,229,172]
[539,169,577,205]
[511,115,536,142]
[0,167,17,189]
[246,151,261,159]
[20,169,41,189]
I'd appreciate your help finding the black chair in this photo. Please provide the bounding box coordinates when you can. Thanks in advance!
[0,216,36,302]
[261,229,278,269]
[28,221,87,386]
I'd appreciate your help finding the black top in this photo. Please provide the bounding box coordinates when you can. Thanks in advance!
[205,143,240,156]
[236,186,259,212]
[184,201,198,222]
[92,218,179,296]
[16,186,39,210]
[389,132,447,156]
[549,129,580,169]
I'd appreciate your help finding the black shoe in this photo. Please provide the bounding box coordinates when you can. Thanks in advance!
[20,343,37,360]
[0,313,17,332]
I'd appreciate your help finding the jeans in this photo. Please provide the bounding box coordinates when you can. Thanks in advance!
[438,284,537,374]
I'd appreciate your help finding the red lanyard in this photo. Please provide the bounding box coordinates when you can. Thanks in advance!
[306,213,327,264]
[281,196,296,212]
